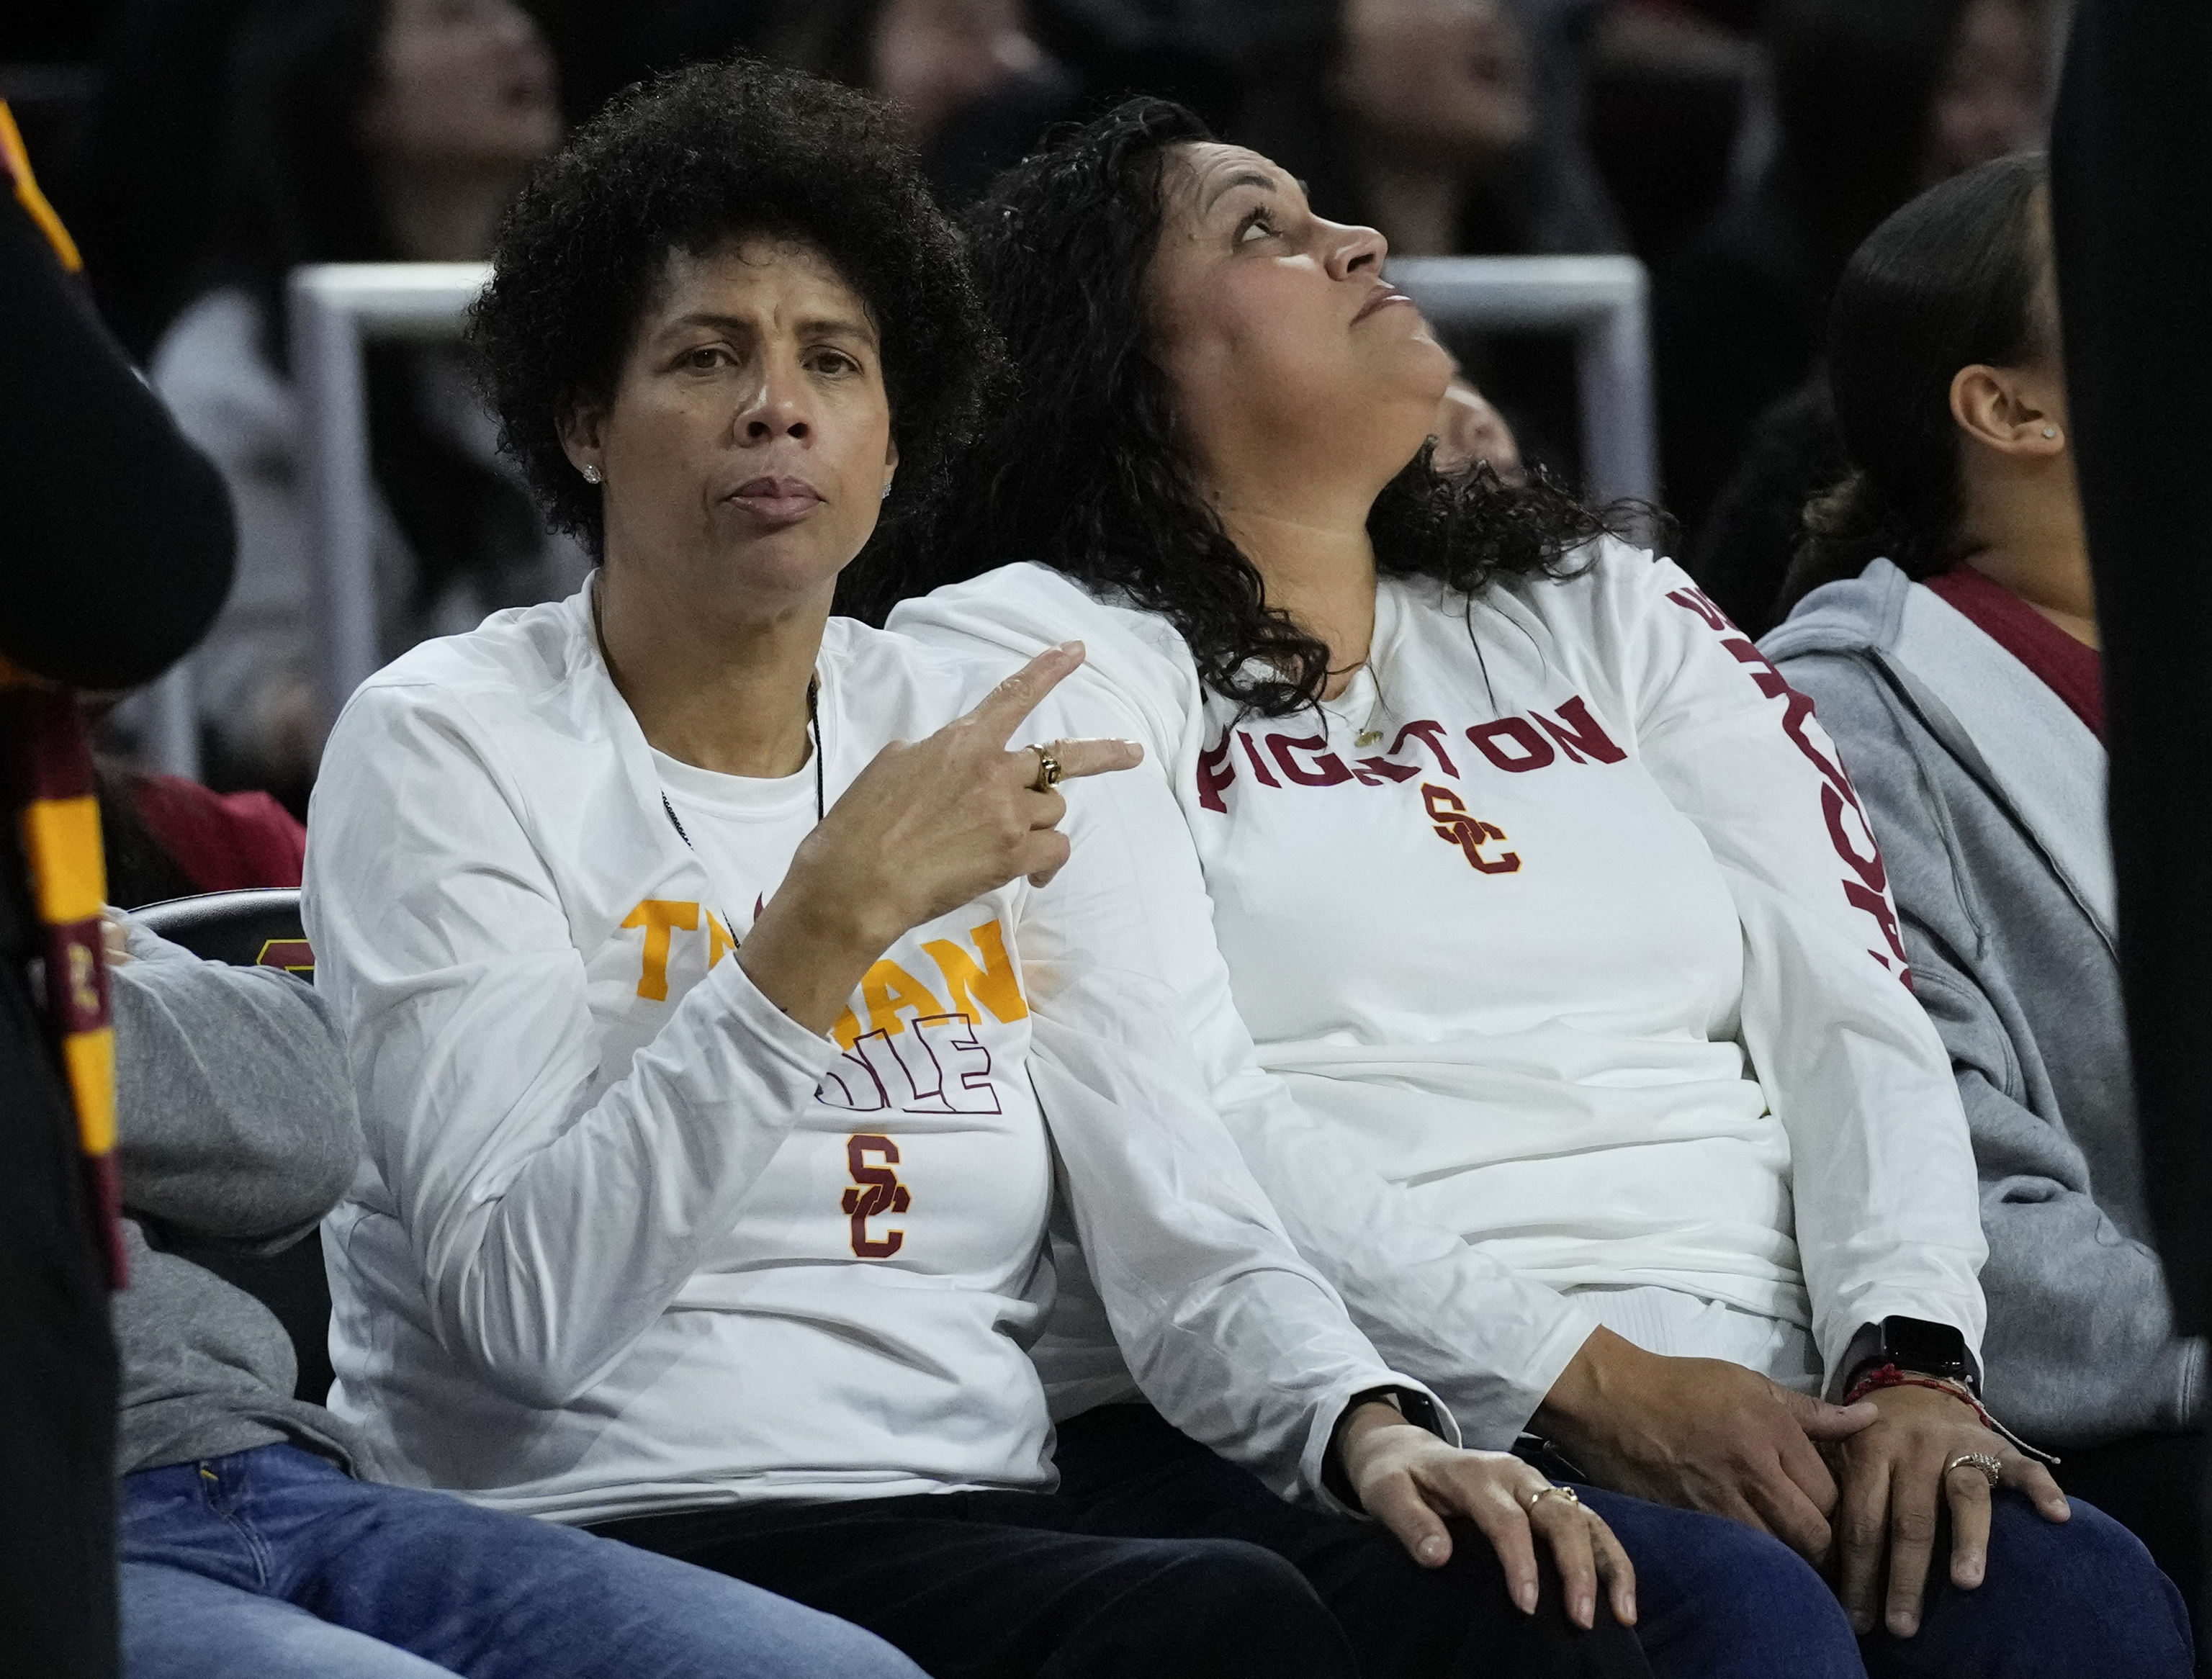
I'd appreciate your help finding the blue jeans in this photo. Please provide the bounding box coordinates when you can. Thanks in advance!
[119,1442,925,1679]
[1581,1485,2193,1678]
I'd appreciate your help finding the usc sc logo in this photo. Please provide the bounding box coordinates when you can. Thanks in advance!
[1423,783,1520,875]
[841,1134,912,1258]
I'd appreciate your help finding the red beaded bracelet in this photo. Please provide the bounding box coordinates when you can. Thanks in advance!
[1841,1364,2063,1467]
[1843,1362,1996,1429]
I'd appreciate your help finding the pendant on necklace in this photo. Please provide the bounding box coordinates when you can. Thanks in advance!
[1354,729,1383,747]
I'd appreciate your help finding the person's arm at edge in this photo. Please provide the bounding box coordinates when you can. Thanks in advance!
[109,914,356,1249]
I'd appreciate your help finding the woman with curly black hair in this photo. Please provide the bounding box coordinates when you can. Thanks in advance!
[304,58,1657,1679]
[889,99,2191,1678]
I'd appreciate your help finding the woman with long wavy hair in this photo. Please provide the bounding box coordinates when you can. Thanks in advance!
[884,97,2191,1678]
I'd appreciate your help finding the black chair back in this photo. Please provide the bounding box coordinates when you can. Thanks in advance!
[132,888,335,1405]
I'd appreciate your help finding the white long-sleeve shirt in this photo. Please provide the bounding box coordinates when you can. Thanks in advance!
[893,542,1989,1446]
[304,588,1438,1525]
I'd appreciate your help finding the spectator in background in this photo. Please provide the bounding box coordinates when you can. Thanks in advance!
[1655,0,2046,545]
[1433,367,1525,483]
[1313,0,1619,259]
[1683,378,1845,635]
[150,0,586,806]
[96,756,307,909]
[1761,153,2207,1621]
[57,0,261,361]
[613,0,1082,204]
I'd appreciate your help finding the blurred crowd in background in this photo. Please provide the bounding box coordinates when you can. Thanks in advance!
[1,0,2057,823]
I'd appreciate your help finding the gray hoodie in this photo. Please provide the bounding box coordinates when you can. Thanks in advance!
[111,919,367,1476]
[1762,558,2200,1444]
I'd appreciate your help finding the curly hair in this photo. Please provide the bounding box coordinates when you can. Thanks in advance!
[1777,153,2051,617]
[470,58,998,563]
[860,97,1621,716]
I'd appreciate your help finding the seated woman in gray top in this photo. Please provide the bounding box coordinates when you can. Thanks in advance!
[1761,153,2203,1601]
[107,912,922,1679]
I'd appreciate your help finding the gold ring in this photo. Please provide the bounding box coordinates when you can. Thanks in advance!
[1945,1452,2003,1490]
[1526,1485,1581,1511]
[1030,747,1063,793]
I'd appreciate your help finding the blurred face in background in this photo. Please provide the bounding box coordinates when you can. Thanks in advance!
[1335,0,1532,172]
[359,0,560,172]
[871,0,1042,143]
[1925,0,2043,180]
[1148,143,1452,504]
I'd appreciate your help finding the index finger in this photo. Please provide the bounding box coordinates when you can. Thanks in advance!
[1750,1447,1835,1562]
[1021,737,1145,783]
[965,643,1086,743]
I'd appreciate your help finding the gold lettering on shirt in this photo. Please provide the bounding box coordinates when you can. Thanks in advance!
[624,899,700,1001]
[828,960,948,1048]
[922,919,1030,1027]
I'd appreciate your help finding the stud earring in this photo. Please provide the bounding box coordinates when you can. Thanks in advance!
[581,464,603,485]
[2041,428,2058,440]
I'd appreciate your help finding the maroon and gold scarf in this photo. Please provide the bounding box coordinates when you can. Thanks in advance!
[3,102,122,1284]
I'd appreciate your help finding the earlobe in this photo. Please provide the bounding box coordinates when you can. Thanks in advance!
[558,405,606,474]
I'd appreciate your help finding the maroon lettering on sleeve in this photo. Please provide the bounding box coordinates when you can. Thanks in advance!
[1843,881,1912,979]
[1390,720,1460,778]
[1669,592,1915,988]
[1665,586,1737,634]
[1720,639,1858,804]
[1821,783,1887,893]
[1533,696,1627,765]
[1197,724,1237,812]
[1268,733,1355,787]
[1467,717,1557,773]
[1237,730,1282,788]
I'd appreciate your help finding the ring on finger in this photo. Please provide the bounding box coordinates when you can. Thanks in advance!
[1526,1485,1581,1512]
[1945,1452,2003,1490]
[1029,747,1063,794]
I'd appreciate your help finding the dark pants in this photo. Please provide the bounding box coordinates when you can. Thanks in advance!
[1054,1403,2196,1679]
[2053,1431,2207,1670]
[0,942,117,1679]
[595,1415,1650,1679]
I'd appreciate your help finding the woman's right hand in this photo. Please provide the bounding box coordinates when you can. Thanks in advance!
[1341,1405,1637,1631]
[739,642,1142,1032]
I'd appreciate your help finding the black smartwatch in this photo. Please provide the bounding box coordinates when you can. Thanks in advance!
[1840,1315,1976,1396]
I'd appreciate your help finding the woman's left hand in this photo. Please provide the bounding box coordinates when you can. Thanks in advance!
[1340,1405,1636,1631]
[1831,1383,2069,1638]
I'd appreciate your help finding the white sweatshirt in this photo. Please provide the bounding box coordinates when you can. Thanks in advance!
[303,588,1437,1524]
[892,543,1989,1445]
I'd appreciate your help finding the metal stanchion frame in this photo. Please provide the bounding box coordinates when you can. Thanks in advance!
[1389,255,1655,506]
[285,256,1653,746]
[290,261,493,733]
